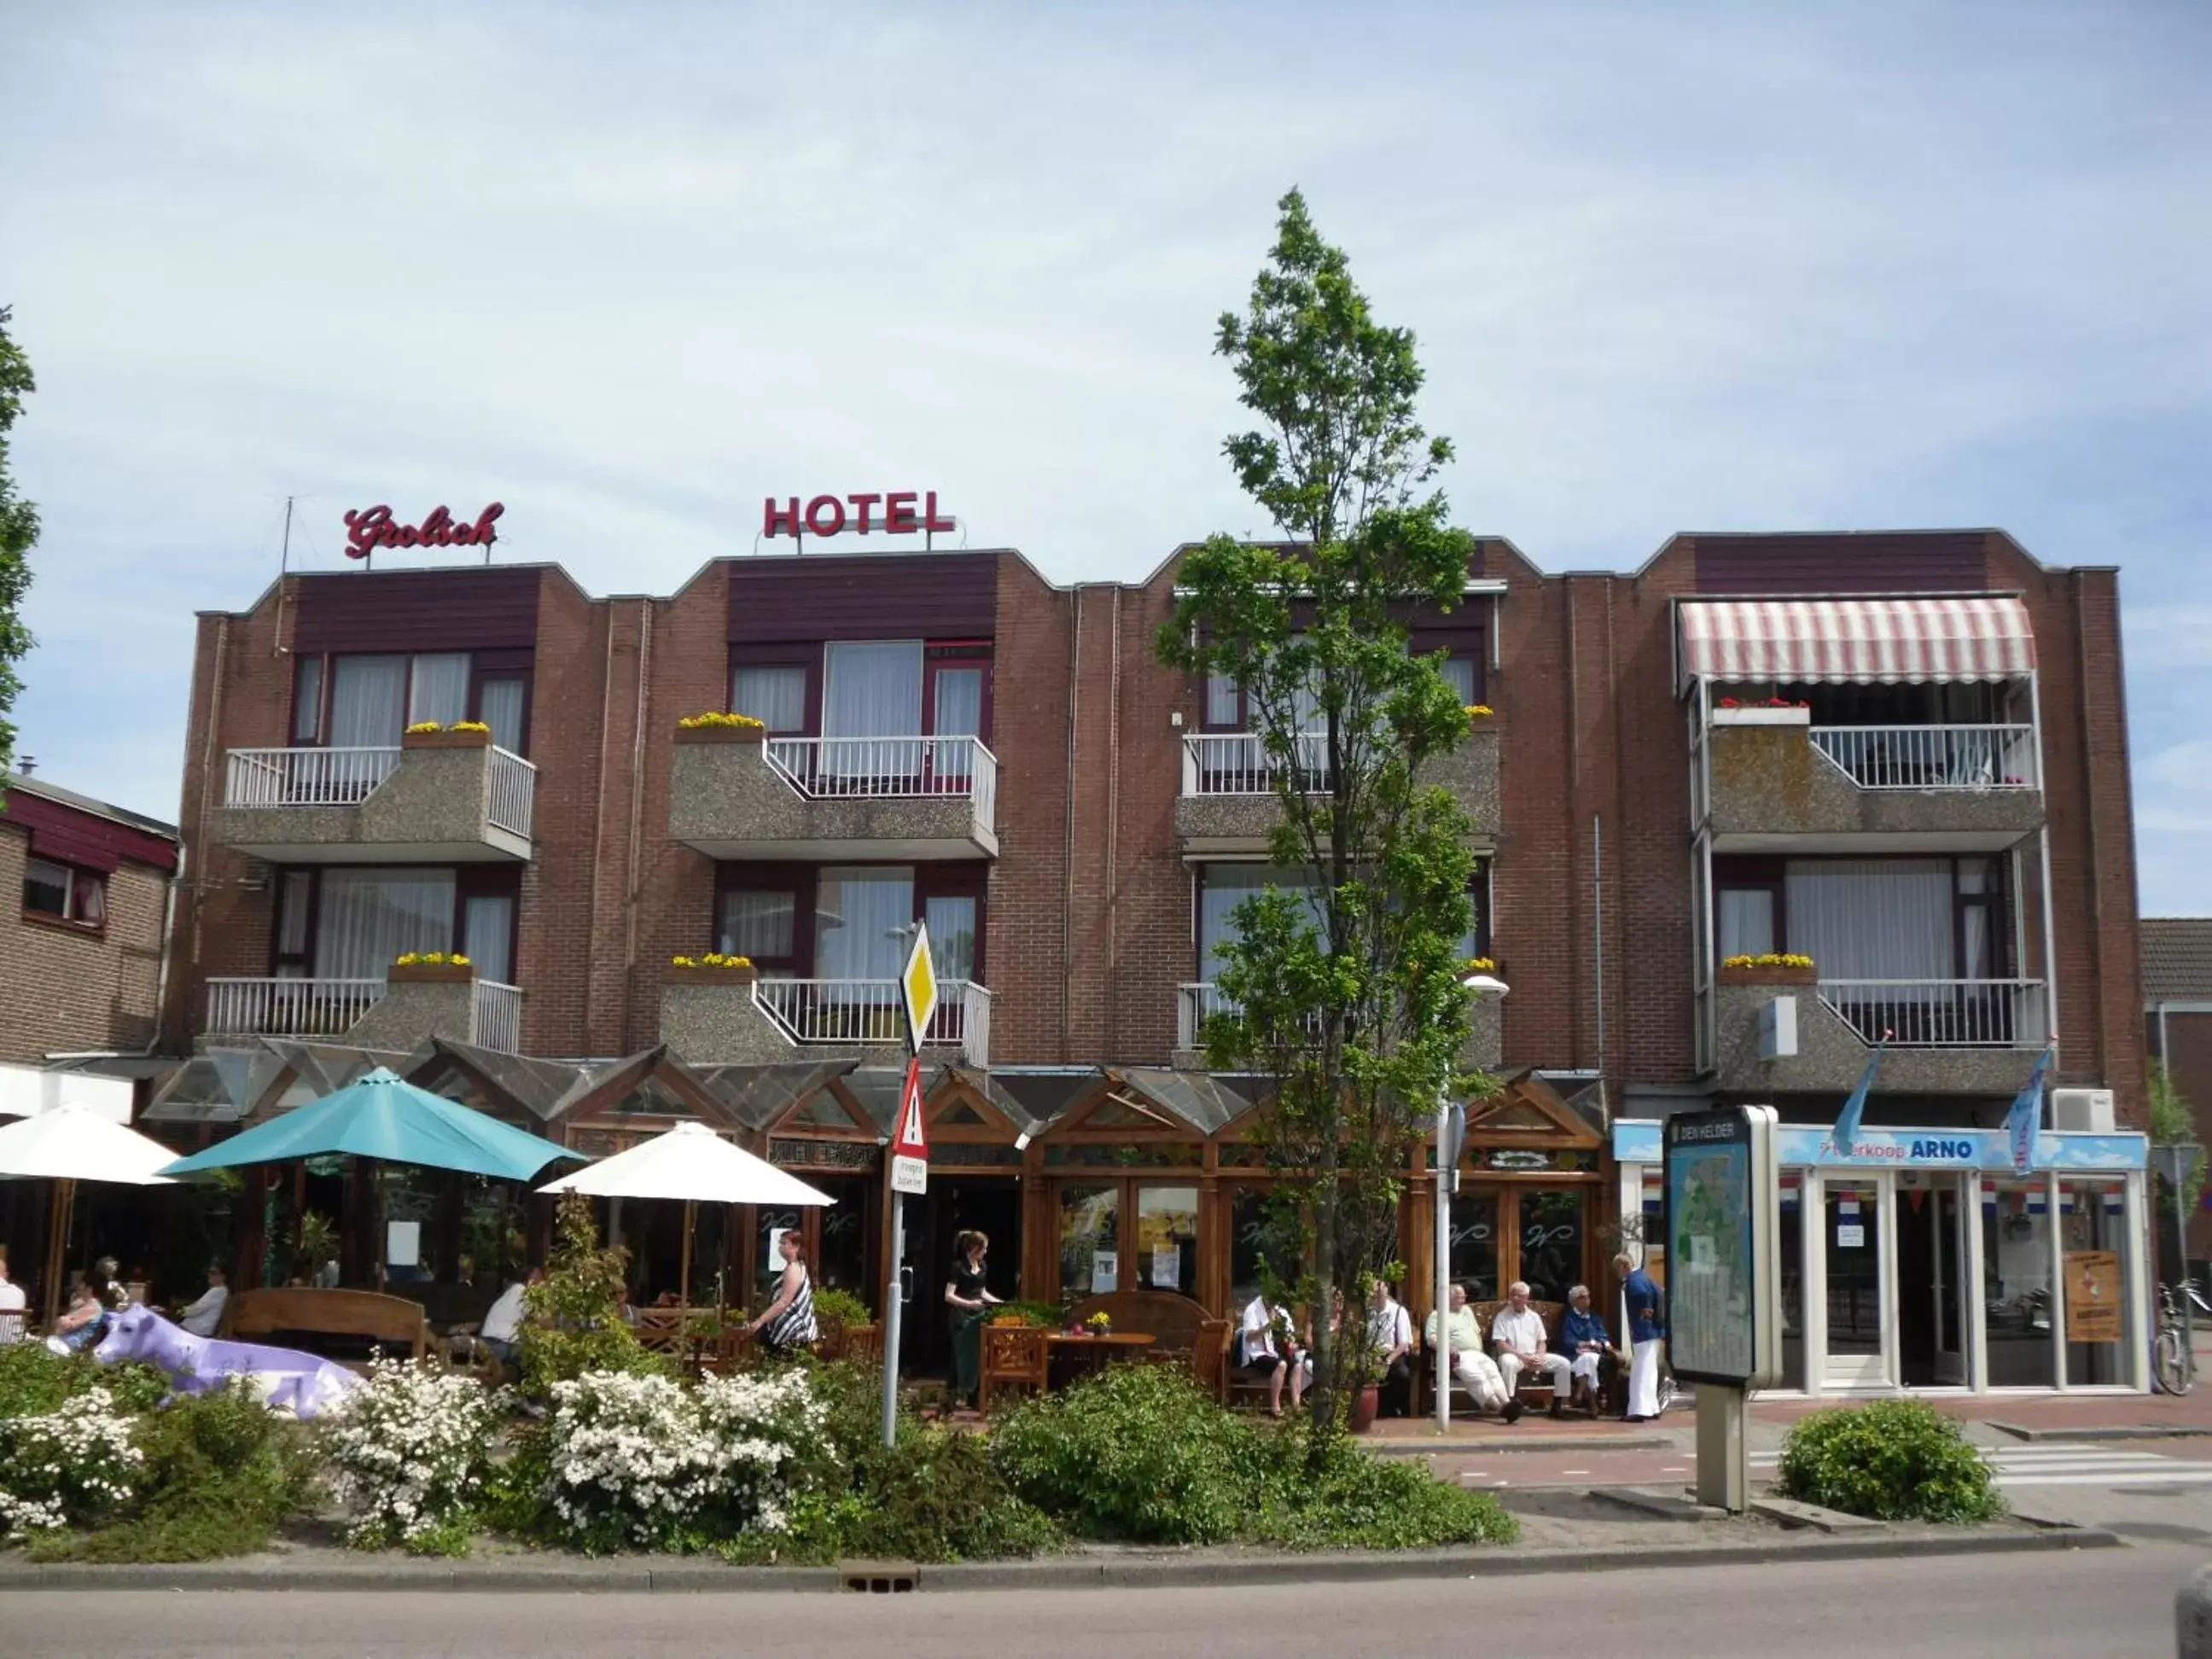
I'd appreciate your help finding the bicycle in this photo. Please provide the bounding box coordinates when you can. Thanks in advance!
[2155,1283,2196,1396]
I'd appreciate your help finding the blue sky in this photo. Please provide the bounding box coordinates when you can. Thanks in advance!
[3,3,2208,907]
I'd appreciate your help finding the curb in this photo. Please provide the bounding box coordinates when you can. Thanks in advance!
[0,1526,2122,1594]
[1987,1421,2212,1443]
[1367,1434,1674,1458]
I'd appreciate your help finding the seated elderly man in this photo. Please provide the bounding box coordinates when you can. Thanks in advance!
[1557,1284,1620,1415]
[1489,1281,1574,1417]
[1423,1284,1523,1423]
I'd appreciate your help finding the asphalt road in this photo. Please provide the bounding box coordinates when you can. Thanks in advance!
[2,1544,2199,1659]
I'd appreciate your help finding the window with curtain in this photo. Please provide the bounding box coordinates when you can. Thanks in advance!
[925,894,976,982]
[1438,656,1476,705]
[1784,859,1953,981]
[463,893,515,985]
[24,859,103,926]
[1205,673,1242,729]
[823,641,923,737]
[815,867,914,980]
[408,654,470,728]
[292,656,323,743]
[1199,864,1324,981]
[329,655,408,748]
[931,668,981,737]
[1719,888,1777,958]
[718,888,799,969]
[477,677,527,752]
[312,869,456,978]
[733,666,808,733]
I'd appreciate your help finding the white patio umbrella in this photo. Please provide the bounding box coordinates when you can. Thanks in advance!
[537,1121,832,1307]
[0,1102,178,1323]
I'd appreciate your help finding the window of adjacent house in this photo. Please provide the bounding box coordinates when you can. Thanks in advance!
[24,858,104,927]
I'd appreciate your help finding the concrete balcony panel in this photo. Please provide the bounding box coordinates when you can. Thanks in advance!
[1705,721,2042,851]
[199,973,526,1054]
[1713,979,2049,1097]
[1175,726,1500,854]
[668,733,997,861]
[660,974,990,1068]
[212,741,533,864]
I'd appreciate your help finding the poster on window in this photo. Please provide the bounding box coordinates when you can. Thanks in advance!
[1151,1245,1180,1289]
[1091,1250,1118,1294]
[2064,1250,2121,1342]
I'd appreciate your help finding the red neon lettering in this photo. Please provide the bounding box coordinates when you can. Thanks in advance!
[469,503,504,546]
[884,492,918,534]
[763,497,801,537]
[805,494,847,536]
[342,505,393,559]
[421,505,455,546]
[847,492,882,533]
[924,491,955,533]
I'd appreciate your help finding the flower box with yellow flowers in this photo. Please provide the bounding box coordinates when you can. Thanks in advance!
[1464,703,1497,726]
[390,952,476,985]
[666,952,758,986]
[674,711,769,745]
[1718,952,1817,986]
[401,720,494,751]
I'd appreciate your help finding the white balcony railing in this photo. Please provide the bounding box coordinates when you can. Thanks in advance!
[1809,725,2040,791]
[1178,982,1238,1051]
[762,734,996,818]
[486,748,537,838]
[205,976,387,1039]
[224,747,399,808]
[472,980,524,1053]
[752,977,991,1063]
[1180,732,1331,796]
[1816,979,2048,1049]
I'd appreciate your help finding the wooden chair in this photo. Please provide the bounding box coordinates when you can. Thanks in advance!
[221,1287,430,1360]
[842,1323,883,1368]
[1191,1318,1231,1399]
[978,1324,1051,1412]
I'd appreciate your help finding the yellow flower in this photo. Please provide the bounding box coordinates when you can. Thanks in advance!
[1464,704,1495,719]
[677,710,767,731]
[405,721,444,735]
[449,720,490,734]
[1463,957,1497,973]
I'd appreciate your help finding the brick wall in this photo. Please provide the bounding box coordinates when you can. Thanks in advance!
[0,827,169,1062]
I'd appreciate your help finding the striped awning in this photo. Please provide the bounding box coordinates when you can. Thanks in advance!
[1678,597,2036,686]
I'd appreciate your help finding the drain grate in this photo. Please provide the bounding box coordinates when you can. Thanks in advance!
[838,1560,919,1593]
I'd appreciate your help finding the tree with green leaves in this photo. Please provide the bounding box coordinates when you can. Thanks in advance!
[2149,1062,2203,1231]
[0,307,37,789]
[1158,189,1489,1450]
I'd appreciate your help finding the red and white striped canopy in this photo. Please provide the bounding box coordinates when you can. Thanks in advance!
[1678,597,2036,686]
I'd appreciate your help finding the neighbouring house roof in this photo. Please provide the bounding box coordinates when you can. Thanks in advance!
[2145,918,2212,1005]
[2,774,181,874]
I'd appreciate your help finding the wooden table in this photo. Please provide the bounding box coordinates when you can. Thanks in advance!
[1044,1330,1156,1388]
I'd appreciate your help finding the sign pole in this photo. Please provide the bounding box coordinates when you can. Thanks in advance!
[1696,1385,1748,1511]
[883,926,938,1449]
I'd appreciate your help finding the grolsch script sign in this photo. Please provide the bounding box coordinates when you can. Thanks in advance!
[344,503,505,560]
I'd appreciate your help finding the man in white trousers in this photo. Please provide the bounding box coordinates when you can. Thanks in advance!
[1423,1283,1524,1423]
[1616,1249,1667,1421]
[1490,1280,1574,1417]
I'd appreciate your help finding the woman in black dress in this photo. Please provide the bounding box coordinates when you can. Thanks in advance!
[944,1229,1000,1408]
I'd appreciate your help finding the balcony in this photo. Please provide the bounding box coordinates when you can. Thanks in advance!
[1700,712,2042,851]
[1712,973,2048,1096]
[1171,981,1501,1072]
[212,739,535,864]
[657,969,991,1068]
[1176,725,1499,853]
[201,975,527,1054]
[669,732,997,861]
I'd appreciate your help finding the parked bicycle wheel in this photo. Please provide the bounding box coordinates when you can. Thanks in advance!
[2156,1329,2194,1396]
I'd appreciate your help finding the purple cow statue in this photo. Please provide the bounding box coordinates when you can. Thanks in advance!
[90,1303,364,1420]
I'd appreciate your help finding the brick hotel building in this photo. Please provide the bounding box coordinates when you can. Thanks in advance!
[141,527,2153,1394]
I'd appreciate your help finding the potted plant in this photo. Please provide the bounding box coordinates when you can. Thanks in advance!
[1084,1309,1113,1337]
[402,719,494,750]
[666,952,758,985]
[674,711,769,745]
[390,951,474,983]
[1718,952,1817,986]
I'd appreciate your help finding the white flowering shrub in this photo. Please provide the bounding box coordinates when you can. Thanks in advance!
[0,1387,143,1538]
[325,1356,504,1551]
[544,1365,830,1551]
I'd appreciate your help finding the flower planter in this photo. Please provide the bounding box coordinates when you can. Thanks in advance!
[1348,1382,1381,1435]
[401,728,493,750]
[674,724,767,745]
[665,963,760,987]
[1717,963,1817,987]
[388,962,476,985]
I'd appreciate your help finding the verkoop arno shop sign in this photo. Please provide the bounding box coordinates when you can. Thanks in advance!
[342,503,505,559]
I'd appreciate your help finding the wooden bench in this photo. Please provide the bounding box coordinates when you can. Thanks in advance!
[221,1287,430,1361]
[1065,1289,1211,1361]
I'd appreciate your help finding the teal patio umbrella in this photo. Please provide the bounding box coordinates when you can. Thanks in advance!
[159,1068,583,1183]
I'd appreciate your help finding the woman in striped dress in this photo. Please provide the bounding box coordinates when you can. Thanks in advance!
[748,1230,817,1355]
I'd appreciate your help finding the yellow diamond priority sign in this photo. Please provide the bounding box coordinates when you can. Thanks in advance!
[900,923,938,1057]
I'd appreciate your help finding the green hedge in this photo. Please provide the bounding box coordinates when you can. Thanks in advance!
[1776,1400,2003,1524]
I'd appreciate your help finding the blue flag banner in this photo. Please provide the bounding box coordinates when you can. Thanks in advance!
[1829,1043,1883,1156]
[2006,1046,2055,1176]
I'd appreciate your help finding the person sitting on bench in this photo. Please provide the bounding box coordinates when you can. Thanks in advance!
[1237,1291,1307,1417]
[1424,1283,1522,1423]
[1490,1281,1573,1417]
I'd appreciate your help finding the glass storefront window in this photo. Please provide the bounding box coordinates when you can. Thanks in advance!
[813,1175,873,1303]
[1822,1180,1883,1386]
[1518,1188,1585,1302]
[2063,1179,2132,1386]
[1982,1179,2056,1387]
[1058,1185,1121,1296]
[1447,1190,1499,1301]
[1136,1185,1199,1295]
[757,1206,803,1307]
[1778,1178,1805,1389]
[1228,1185,1284,1310]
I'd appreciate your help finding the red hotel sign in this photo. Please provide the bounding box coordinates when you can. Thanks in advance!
[763,492,954,538]
[343,503,505,560]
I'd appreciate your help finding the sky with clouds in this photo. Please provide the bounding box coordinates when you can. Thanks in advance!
[3,3,2208,907]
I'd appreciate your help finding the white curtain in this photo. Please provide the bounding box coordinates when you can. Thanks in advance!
[1784,859,1952,981]
[933,668,981,737]
[478,678,526,751]
[719,890,796,960]
[1200,864,1322,980]
[925,894,976,982]
[733,666,807,732]
[815,867,914,980]
[824,642,922,737]
[314,869,455,978]
[1719,889,1777,958]
[1439,656,1476,704]
[329,655,407,748]
[463,894,515,985]
[408,654,470,727]
[1206,674,1241,727]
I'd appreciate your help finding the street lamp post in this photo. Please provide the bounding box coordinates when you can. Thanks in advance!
[1438,973,1509,1432]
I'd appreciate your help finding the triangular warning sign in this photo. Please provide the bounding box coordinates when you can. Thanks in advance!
[893,1057,929,1159]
